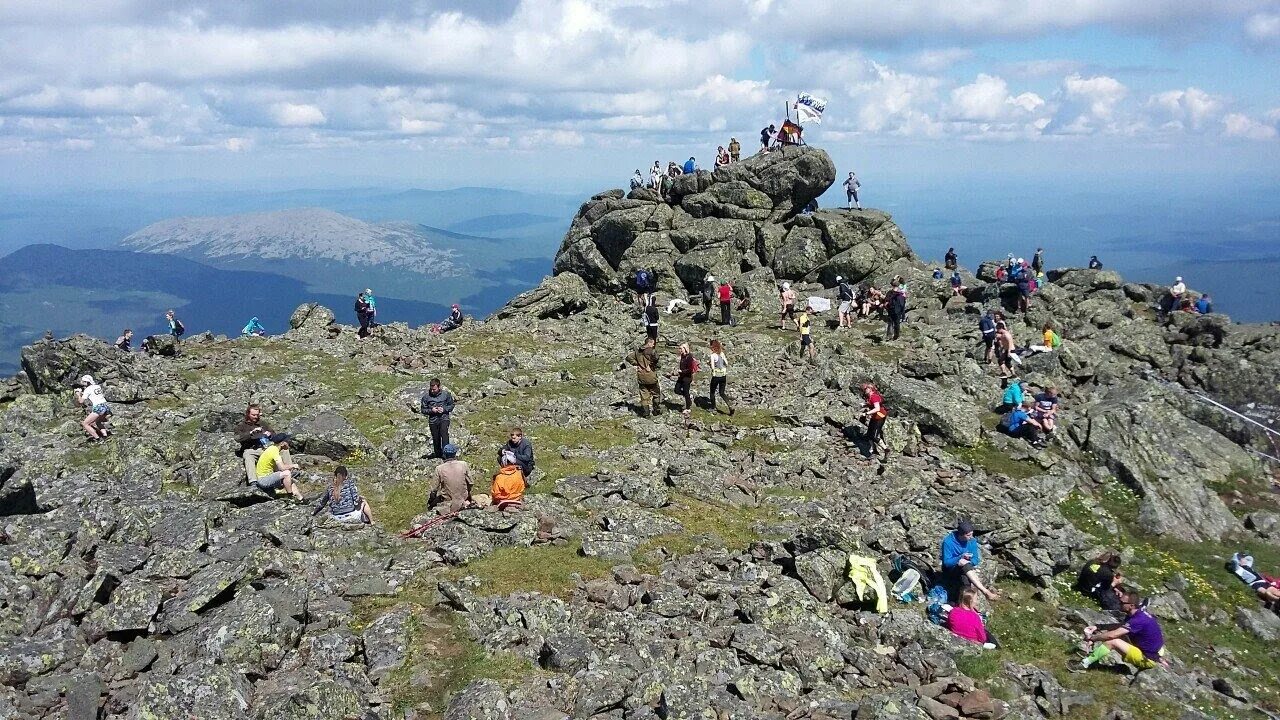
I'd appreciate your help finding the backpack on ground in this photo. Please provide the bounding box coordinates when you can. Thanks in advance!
[891,553,935,592]
[926,585,951,626]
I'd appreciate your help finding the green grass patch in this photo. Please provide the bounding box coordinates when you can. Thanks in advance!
[372,476,432,534]
[731,434,790,455]
[716,407,779,430]
[447,541,615,597]
[947,443,1040,480]
[639,495,786,562]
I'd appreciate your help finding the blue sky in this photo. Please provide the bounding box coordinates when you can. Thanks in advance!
[0,0,1277,191]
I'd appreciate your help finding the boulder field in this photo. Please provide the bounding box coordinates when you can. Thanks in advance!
[2,146,1280,719]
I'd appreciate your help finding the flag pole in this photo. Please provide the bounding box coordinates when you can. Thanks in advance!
[784,99,790,123]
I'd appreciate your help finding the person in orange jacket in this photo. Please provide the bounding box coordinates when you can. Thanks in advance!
[491,450,526,512]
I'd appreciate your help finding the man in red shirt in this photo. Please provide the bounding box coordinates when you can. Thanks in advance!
[717,279,734,326]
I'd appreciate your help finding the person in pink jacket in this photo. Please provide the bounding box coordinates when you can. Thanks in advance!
[947,587,998,648]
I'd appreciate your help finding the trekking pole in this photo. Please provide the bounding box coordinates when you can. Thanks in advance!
[400,510,460,539]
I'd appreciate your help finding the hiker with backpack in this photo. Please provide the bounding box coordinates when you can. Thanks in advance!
[885,285,907,341]
[837,276,855,328]
[979,311,997,363]
[701,274,716,321]
[114,329,133,351]
[165,310,185,340]
[1076,551,1126,612]
[420,378,456,458]
[860,383,888,456]
[672,343,698,421]
[940,520,1001,602]
[643,296,660,342]
[355,292,374,338]
[1081,591,1168,670]
[708,339,734,415]
[948,587,999,649]
[313,465,373,524]
[75,374,112,442]
[635,268,655,309]
[627,336,663,417]
[718,279,734,325]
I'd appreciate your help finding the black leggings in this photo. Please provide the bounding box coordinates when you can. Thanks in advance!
[866,416,886,446]
[710,376,730,406]
[675,377,692,411]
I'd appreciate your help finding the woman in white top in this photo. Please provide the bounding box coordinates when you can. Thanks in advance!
[75,374,111,441]
[708,339,735,415]
[650,162,664,190]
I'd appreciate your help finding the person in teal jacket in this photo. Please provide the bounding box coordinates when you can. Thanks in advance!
[940,520,1001,601]
[999,379,1024,412]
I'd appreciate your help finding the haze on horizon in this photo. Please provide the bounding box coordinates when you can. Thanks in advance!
[0,0,1278,193]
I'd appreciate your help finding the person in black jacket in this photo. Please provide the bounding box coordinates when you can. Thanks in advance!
[355,292,374,338]
[498,427,535,480]
[234,403,289,483]
[420,379,456,458]
[886,286,907,340]
[837,275,855,328]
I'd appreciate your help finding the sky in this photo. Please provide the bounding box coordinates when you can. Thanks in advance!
[1,0,1279,192]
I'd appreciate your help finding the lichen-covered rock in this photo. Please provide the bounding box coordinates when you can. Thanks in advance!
[289,409,376,460]
[288,302,336,331]
[498,271,594,320]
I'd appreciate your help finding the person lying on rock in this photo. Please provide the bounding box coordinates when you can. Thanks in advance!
[1228,553,1280,604]
[947,587,998,649]
[491,451,526,513]
[254,433,304,501]
[432,443,474,513]
[74,374,112,442]
[1076,551,1125,613]
[1082,591,1168,670]
[940,520,1001,602]
[313,465,372,524]
[236,403,289,484]
[498,427,535,481]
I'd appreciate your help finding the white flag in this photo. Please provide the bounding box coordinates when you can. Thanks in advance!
[795,92,827,124]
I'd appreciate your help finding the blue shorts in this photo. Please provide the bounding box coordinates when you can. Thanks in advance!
[91,403,111,416]
[801,334,812,348]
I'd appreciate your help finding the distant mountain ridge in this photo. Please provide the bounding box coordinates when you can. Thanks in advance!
[121,208,459,275]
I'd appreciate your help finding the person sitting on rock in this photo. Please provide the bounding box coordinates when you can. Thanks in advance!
[627,336,662,417]
[859,284,881,318]
[998,378,1025,414]
[1195,294,1213,314]
[432,443,473,513]
[1002,399,1046,447]
[715,145,730,168]
[498,427,535,481]
[1030,322,1062,353]
[1033,386,1061,434]
[1082,591,1168,670]
[254,433,304,500]
[491,450,526,513]
[313,465,372,524]
[1228,553,1280,604]
[948,587,998,648]
[950,271,966,297]
[630,169,644,190]
[420,379,456,459]
[235,403,287,483]
[944,247,958,270]
[940,520,1001,602]
[114,329,133,351]
[1088,255,1103,270]
[683,157,696,174]
[74,374,111,442]
[736,284,752,312]
[241,316,266,337]
[440,304,465,332]
[1076,551,1125,612]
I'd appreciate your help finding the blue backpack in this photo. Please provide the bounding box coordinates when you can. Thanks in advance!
[636,269,652,291]
[926,585,951,626]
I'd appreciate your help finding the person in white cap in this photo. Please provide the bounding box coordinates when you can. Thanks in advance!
[701,274,717,320]
[836,275,855,327]
[1165,276,1187,315]
[74,374,112,442]
[779,281,798,329]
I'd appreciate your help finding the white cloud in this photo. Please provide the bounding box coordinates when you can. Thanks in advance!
[1223,112,1278,140]
[1245,12,1280,44]
[268,102,325,127]
[848,63,940,133]
[1063,74,1127,119]
[224,136,252,151]
[909,48,973,72]
[1147,88,1223,131]
[948,74,1043,121]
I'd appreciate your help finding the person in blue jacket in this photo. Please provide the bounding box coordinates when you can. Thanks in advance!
[999,378,1024,413]
[1195,294,1212,314]
[683,157,696,174]
[941,520,1001,601]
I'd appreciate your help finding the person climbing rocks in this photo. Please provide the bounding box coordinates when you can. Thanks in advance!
[235,403,288,484]
[799,304,816,360]
[254,434,304,501]
[843,172,862,210]
[644,296,660,342]
[355,291,374,338]
[440,304,465,333]
[837,276,855,328]
[491,450,526,513]
[715,145,731,168]
[420,378,456,458]
[948,587,999,649]
[944,247,958,270]
[634,267,655,309]
[940,520,1001,602]
[885,285,907,341]
[728,137,741,162]
[1076,551,1125,612]
[995,321,1015,378]
[760,124,776,151]
[1003,398,1046,447]
[1195,294,1213,314]
[701,274,717,321]
[672,342,697,422]
[779,281,798,329]
[861,383,888,457]
[313,465,372,524]
[498,427,535,481]
[979,311,997,364]
[683,157,696,174]
[1015,273,1033,313]
[75,374,111,442]
[1081,591,1168,670]
[432,443,473,513]
[1088,255,1103,270]
[998,378,1025,414]
[165,310,185,340]
[114,329,133,352]
[627,336,662,417]
[708,339,734,415]
[1031,247,1045,277]
[718,278,734,325]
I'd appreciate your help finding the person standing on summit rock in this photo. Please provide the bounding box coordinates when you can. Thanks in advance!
[165,310,185,340]
[843,172,862,210]
[728,137,741,162]
[355,292,374,338]
[420,379,456,458]
[760,124,775,152]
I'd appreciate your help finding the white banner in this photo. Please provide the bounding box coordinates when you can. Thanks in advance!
[795,92,827,124]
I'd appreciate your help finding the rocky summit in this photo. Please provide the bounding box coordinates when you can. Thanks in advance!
[3,147,1280,720]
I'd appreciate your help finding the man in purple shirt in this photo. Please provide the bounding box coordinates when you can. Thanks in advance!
[1081,591,1167,670]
